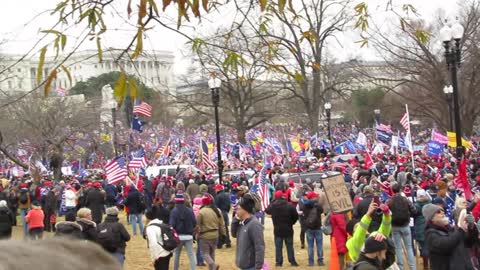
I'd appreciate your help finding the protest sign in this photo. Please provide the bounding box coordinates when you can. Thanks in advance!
[321,174,353,213]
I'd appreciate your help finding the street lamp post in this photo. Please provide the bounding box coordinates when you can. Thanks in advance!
[440,19,464,158]
[374,109,381,124]
[324,102,332,145]
[208,77,223,184]
[443,85,454,132]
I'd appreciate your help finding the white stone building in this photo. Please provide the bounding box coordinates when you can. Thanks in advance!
[0,49,175,96]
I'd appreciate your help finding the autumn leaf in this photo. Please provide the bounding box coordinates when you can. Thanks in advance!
[131,27,143,59]
[114,72,127,107]
[192,0,200,17]
[278,0,286,14]
[202,0,208,11]
[128,79,137,99]
[37,46,47,85]
[414,29,431,45]
[61,65,72,87]
[96,37,103,62]
[127,0,132,17]
[44,69,57,97]
[138,0,147,25]
[259,0,267,11]
[148,0,159,16]
[163,0,172,11]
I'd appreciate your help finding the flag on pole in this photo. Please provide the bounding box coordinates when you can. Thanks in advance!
[133,101,153,117]
[200,139,217,169]
[155,139,171,158]
[105,157,128,185]
[131,115,145,132]
[400,112,410,131]
[258,158,271,211]
[128,156,148,169]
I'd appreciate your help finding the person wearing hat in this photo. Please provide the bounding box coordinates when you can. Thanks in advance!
[231,193,265,270]
[17,182,31,238]
[0,200,13,239]
[413,189,432,270]
[41,181,57,232]
[351,236,390,270]
[299,191,325,266]
[54,211,83,239]
[353,185,383,232]
[124,184,145,236]
[169,193,197,270]
[214,183,232,249]
[96,207,131,266]
[423,203,475,270]
[85,181,105,225]
[265,190,299,267]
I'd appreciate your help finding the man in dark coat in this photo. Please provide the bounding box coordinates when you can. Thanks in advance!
[42,182,57,232]
[353,185,381,232]
[124,185,144,235]
[423,203,475,270]
[85,182,105,225]
[214,183,232,249]
[265,190,299,267]
[97,207,131,266]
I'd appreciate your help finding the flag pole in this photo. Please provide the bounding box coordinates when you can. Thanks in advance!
[406,104,415,169]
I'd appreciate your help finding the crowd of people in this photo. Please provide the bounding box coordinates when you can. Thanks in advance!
[1,126,480,270]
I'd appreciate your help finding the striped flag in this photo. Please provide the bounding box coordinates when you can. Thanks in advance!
[104,157,128,185]
[400,112,410,130]
[56,87,68,96]
[155,139,171,158]
[258,161,271,211]
[200,139,217,169]
[133,101,152,117]
[128,156,147,169]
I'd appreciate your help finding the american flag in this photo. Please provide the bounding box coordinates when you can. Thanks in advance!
[400,112,410,130]
[133,101,152,117]
[200,139,217,169]
[104,157,128,185]
[155,139,171,158]
[56,87,68,96]
[128,156,147,169]
[258,162,271,211]
[376,123,392,132]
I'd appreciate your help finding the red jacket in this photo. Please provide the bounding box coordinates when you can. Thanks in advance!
[330,213,348,254]
[25,208,45,230]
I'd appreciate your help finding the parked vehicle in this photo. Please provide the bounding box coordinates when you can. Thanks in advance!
[145,165,203,178]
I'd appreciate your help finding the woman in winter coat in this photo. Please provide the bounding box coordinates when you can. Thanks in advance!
[0,200,13,239]
[414,189,431,270]
[330,212,348,270]
[55,211,83,239]
[76,207,98,242]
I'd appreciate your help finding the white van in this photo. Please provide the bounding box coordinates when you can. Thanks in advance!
[145,165,204,178]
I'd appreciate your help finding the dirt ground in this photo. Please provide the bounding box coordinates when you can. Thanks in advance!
[11,213,332,270]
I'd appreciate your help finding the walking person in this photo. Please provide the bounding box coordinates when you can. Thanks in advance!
[145,218,174,270]
[231,193,265,270]
[193,195,205,267]
[17,183,31,238]
[169,194,197,270]
[214,183,232,249]
[76,207,98,242]
[265,190,299,267]
[7,187,18,226]
[386,183,417,270]
[0,200,13,239]
[301,192,325,266]
[124,184,145,236]
[64,184,77,216]
[97,207,131,267]
[86,182,105,225]
[414,189,431,270]
[196,193,226,270]
[25,201,44,240]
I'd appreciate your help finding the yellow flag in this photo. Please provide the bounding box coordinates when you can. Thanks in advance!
[447,132,472,149]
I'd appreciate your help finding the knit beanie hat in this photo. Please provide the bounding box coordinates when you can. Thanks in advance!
[363,237,387,253]
[422,203,443,222]
[105,206,119,216]
[175,193,185,203]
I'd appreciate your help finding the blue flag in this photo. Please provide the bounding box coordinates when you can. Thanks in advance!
[345,140,357,154]
[132,115,145,132]
[427,140,443,157]
[375,128,392,145]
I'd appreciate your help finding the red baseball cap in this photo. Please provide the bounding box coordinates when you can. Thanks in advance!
[213,184,224,191]
[306,192,319,200]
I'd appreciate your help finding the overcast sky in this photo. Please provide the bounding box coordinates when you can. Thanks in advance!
[0,0,460,75]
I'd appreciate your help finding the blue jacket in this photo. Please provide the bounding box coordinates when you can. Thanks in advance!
[169,204,196,235]
[215,191,231,212]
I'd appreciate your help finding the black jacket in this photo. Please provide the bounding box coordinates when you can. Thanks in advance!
[125,188,143,214]
[354,254,382,270]
[100,215,131,254]
[424,222,475,270]
[387,194,416,227]
[265,198,298,237]
[0,207,12,238]
[77,218,98,242]
[354,195,381,232]
[55,221,83,239]
[301,200,323,230]
[215,191,231,213]
[86,188,105,224]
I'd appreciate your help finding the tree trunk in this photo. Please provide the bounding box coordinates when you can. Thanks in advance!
[237,127,247,144]
[307,106,320,135]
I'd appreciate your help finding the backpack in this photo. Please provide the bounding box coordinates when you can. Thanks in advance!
[144,223,179,252]
[174,207,194,235]
[19,192,28,204]
[305,206,321,229]
[321,213,332,235]
[388,195,412,226]
[97,223,121,252]
[347,261,369,270]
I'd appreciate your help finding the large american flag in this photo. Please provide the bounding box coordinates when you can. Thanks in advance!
[128,156,147,169]
[400,112,410,130]
[258,164,270,211]
[105,157,128,185]
[133,101,152,117]
[200,139,217,169]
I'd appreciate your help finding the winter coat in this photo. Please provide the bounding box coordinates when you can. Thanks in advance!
[197,206,226,240]
[353,254,383,270]
[65,189,77,208]
[145,219,172,261]
[17,188,31,209]
[231,216,265,270]
[215,191,231,213]
[124,188,143,214]
[42,189,57,214]
[354,194,382,232]
[85,188,105,224]
[186,183,200,201]
[300,199,323,230]
[414,199,431,242]
[0,207,13,238]
[193,197,202,218]
[25,208,44,230]
[156,183,174,204]
[55,221,83,239]
[265,198,298,237]
[99,215,131,254]
[145,205,170,224]
[424,222,475,270]
[330,212,348,254]
[169,204,196,235]
[77,218,98,242]
[387,193,416,227]
[105,184,118,202]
